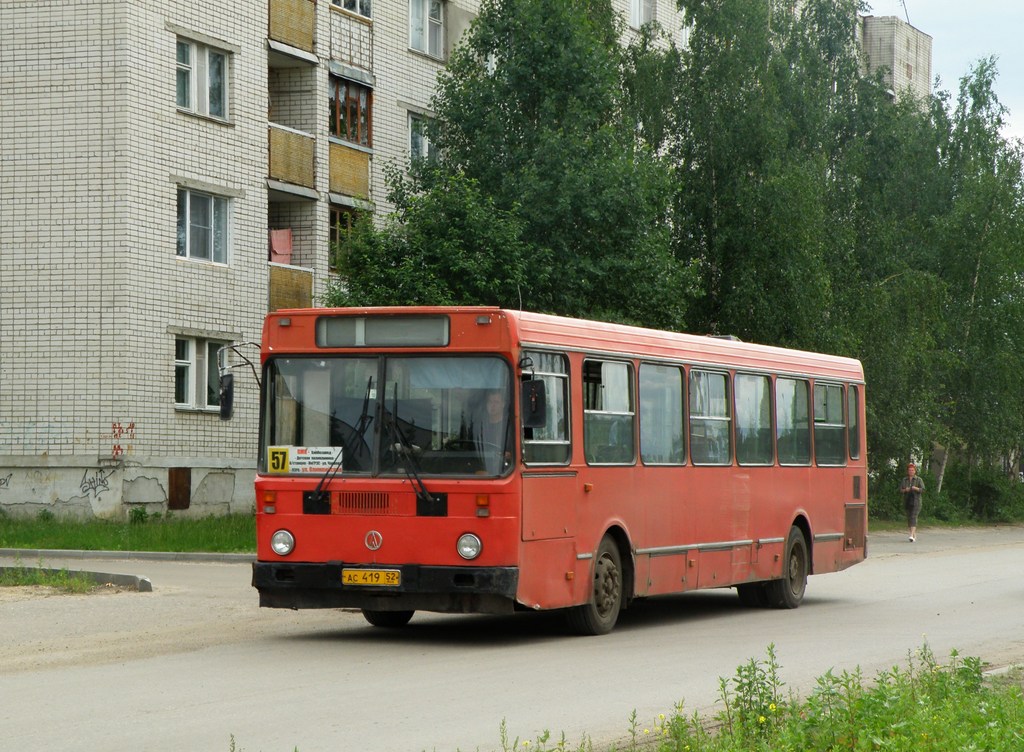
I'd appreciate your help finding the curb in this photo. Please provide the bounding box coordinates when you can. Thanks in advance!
[0,549,255,593]
[0,565,154,592]
[0,548,254,564]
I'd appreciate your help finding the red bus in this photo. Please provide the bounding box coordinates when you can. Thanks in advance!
[239,307,867,634]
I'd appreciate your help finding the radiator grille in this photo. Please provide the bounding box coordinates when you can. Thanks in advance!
[334,491,391,514]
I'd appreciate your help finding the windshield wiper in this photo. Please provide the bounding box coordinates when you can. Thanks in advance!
[311,378,374,508]
[387,384,434,508]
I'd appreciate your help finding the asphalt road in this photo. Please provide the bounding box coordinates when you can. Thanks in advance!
[1,526,1023,752]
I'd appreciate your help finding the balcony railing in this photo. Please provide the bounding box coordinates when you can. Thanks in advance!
[329,141,370,197]
[330,6,373,70]
[269,124,315,189]
[269,0,316,53]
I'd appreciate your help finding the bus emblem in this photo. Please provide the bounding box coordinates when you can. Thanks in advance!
[364,530,383,551]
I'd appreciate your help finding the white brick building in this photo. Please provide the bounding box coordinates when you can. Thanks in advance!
[0,0,684,518]
[858,14,933,102]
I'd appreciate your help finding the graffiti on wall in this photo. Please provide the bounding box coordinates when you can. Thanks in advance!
[108,421,137,459]
[0,473,12,492]
[80,467,116,499]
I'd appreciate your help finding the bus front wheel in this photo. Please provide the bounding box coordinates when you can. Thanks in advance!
[567,536,623,636]
[362,609,414,628]
[766,526,808,609]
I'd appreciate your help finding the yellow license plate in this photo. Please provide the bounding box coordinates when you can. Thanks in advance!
[342,568,401,587]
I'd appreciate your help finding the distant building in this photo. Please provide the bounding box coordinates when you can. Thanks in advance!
[858,14,933,101]
[0,0,684,518]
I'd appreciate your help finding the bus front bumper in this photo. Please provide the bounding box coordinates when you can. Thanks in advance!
[252,561,520,614]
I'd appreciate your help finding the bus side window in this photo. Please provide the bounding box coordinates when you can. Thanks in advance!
[522,351,571,465]
[735,373,773,465]
[689,370,731,465]
[583,360,636,465]
[814,382,846,466]
[777,377,811,465]
[848,384,861,460]
[639,363,685,465]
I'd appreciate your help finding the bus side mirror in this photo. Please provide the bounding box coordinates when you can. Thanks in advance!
[521,379,547,429]
[219,373,234,421]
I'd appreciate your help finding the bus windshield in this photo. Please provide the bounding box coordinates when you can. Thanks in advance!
[261,355,512,477]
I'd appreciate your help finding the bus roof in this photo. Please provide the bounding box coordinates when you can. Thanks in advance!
[267,306,864,383]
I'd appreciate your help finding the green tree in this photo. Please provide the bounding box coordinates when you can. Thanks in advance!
[930,60,1024,507]
[324,168,529,307]
[329,0,693,329]
[673,0,865,348]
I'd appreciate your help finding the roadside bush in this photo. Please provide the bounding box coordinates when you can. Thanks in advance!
[941,463,1024,522]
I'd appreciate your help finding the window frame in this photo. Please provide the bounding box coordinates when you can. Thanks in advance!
[847,384,861,460]
[688,369,732,465]
[329,76,373,147]
[176,37,230,121]
[409,0,444,58]
[176,188,230,265]
[734,372,774,466]
[776,376,812,466]
[175,337,227,412]
[333,0,372,18]
[409,113,438,163]
[629,0,656,28]
[639,362,686,466]
[522,351,572,466]
[813,381,847,467]
[583,359,636,466]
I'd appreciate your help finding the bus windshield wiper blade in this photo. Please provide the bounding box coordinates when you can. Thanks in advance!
[388,385,434,507]
[311,444,344,506]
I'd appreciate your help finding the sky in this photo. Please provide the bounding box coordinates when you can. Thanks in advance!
[866,0,1024,143]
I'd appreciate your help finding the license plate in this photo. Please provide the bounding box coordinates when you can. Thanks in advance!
[342,568,401,587]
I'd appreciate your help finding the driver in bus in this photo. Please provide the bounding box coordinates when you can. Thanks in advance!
[475,389,512,474]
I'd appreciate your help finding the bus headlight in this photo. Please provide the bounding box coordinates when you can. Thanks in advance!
[271,529,295,556]
[456,533,482,560]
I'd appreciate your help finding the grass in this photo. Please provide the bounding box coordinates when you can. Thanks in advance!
[0,510,255,554]
[490,644,1024,752]
[0,558,97,593]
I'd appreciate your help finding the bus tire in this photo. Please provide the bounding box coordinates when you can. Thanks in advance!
[567,536,623,636]
[361,609,414,628]
[736,582,770,608]
[766,526,808,609]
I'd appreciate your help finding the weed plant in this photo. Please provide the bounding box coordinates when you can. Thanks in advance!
[0,510,255,553]
[491,644,1024,752]
[0,557,96,593]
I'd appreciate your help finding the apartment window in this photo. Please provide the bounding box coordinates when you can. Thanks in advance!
[410,0,443,58]
[175,337,227,410]
[177,188,229,264]
[176,38,229,120]
[410,114,437,163]
[329,77,373,147]
[333,0,372,17]
[329,206,361,272]
[630,0,655,28]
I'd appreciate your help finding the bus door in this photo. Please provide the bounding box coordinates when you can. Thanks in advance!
[516,352,578,609]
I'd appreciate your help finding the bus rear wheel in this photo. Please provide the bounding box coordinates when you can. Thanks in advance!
[567,536,623,636]
[361,609,414,628]
[765,526,808,609]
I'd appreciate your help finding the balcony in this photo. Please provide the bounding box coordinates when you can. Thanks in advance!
[330,5,373,70]
[269,124,315,190]
[268,263,314,312]
[269,0,316,54]
[329,141,370,198]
